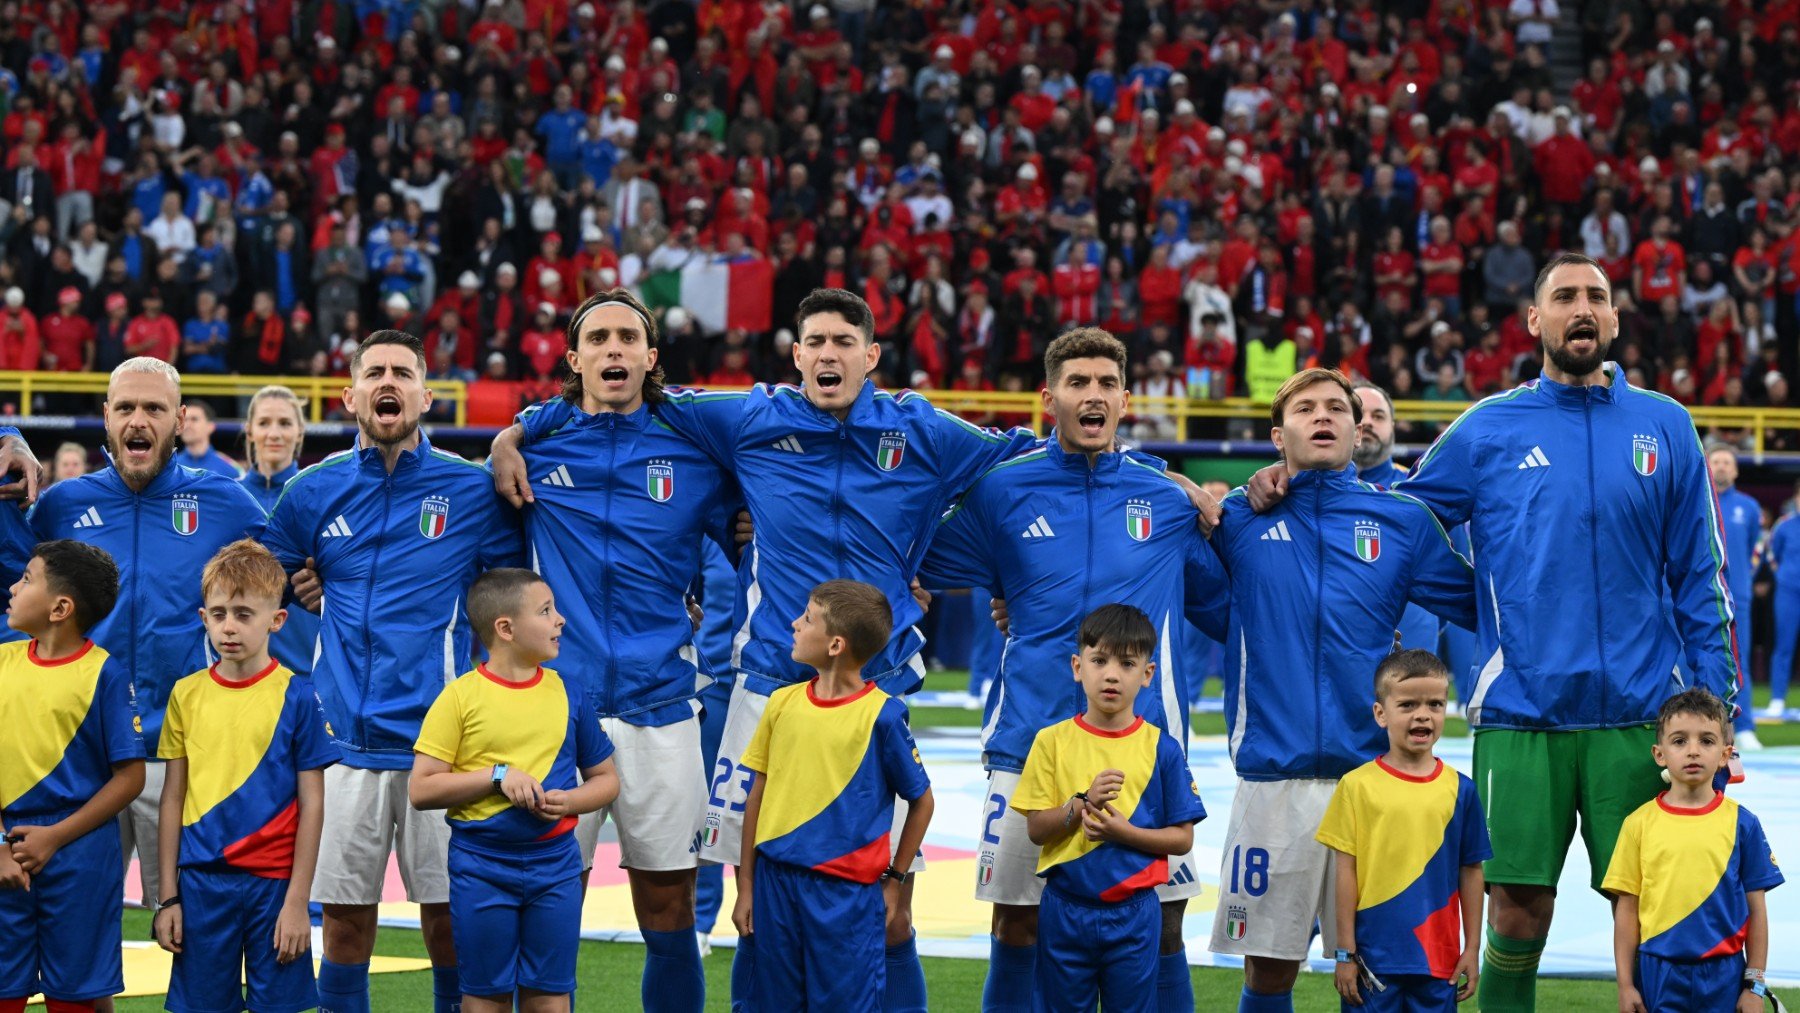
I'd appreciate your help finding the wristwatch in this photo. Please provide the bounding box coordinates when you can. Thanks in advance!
[491,763,510,793]
[1334,949,1357,963]
[880,866,911,884]
[156,895,182,913]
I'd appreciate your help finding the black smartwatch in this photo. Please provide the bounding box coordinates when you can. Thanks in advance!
[156,895,182,913]
[880,866,910,885]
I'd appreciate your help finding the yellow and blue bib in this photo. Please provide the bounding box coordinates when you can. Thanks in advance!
[0,639,143,818]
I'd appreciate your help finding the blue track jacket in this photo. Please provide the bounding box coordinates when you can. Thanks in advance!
[1398,369,1739,729]
[1213,466,1476,780]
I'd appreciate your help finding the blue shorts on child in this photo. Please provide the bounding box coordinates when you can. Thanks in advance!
[1034,883,1158,1013]
[1636,951,1744,1013]
[167,868,317,1013]
[1345,973,1457,1013]
[750,857,885,1012]
[0,814,122,1002]
[448,840,584,996]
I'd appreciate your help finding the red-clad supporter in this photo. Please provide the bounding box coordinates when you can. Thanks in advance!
[40,288,95,372]
[124,292,180,364]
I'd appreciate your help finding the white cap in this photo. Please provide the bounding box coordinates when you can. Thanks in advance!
[1369,104,1389,118]
[774,328,795,346]
[665,307,690,330]
[598,267,618,286]
[223,121,243,136]
[934,44,954,59]
[1018,162,1038,181]
[810,4,828,18]
[685,196,707,211]
[1431,320,1452,336]
[1295,326,1314,338]
[539,268,561,287]
[1208,126,1227,140]
[1175,99,1196,116]
[2,288,21,309]
[498,262,517,277]
[384,292,410,311]
[487,351,508,366]
[1695,17,1713,30]
[1640,155,1661,172]
[1094,116,1115,133]
[1321,82,1340,96]
[1169,72,1188,86]
[1411,113,1429,126]
[576,2,595,17]
[537,302,557,317]
[1021,64,1041,79]
[1226,138,1247,156]
[605,54,625,71]
[860,138,879,156]
[1658,40,1676,52]
[1225,155,1244,173]
[1553,105,1572,119]
[583,224,604,243]
[651,37,668,52]
[458,270,479,289]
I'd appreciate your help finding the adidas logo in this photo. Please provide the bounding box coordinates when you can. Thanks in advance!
[1517,446,1551,469]
[1021,515,1056,539]
[1166,862,1196,887]
[772,436,804,454]
[540,464,574,488]
[321,515,355,539]
[71,506,103,529]
[1259,520,1294,542]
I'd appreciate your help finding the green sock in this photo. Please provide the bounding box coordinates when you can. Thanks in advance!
[1479,926,1546,1012]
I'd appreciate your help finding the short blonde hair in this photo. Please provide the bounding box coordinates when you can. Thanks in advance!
[201,539,288,607]
[1270,368,1362,428]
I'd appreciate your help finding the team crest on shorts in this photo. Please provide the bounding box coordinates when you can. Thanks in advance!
[877,432,906,471]
[1354,521,1381,562]
[1632,434,1658,476]
[702,813,722,849]
[647,460,674,502]
[1225,905,1248,941]
[171,496,199,536]
[978,853,995,888]
[418,495,450,539]
[1125,499,1152,541]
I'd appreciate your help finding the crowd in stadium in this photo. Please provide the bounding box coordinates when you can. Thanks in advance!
[1,0,1798,423]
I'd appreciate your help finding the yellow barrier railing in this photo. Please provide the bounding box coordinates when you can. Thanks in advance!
[0,371,468,427]
[2,372,1798,455]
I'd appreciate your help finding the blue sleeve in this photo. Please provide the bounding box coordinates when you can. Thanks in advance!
[516,397,578,444]
[0,426,19,442]
[26,485,60,542]
[917,488,1001,591]
[0,501,33,585]
[289,678,339,771]
[1661,423,1741,708]
[223,480,267,542]
[1400,496,1479,629]
[924,403,1040,499]
[1395,411,1478,528]
[478,495,527,570]
[98,656,147,763]
[574,689,614,769]
[1737,809,1784,893]
[652,389,748,469]
[260,477,315,572]
[876,700,930,803]
[1183,525,1230,641]
[1156,734,1206,827]
[1457,775,1493,865]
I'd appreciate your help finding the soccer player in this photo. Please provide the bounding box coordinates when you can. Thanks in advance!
[1248,253,1741,1012]
[731,580,933,1012]
[411,569,620,1013]
[510,289,733,1011]
[917,328,1227,1013]
[1603,688,1781,1013]
[0,541,145,1011]
[261,330,525,1013]
[1211,368,1477,1013]
[1012,604,1206,1013]
[1350,382,1444,656]
[152,540,335,1013]
[1708,444,1763,747]
[1315,650,1489,1011]
[28,358,269,909]
[491,288,1042,1008]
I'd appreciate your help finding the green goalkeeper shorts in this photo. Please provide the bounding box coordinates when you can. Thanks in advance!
[1472,725,1664,891]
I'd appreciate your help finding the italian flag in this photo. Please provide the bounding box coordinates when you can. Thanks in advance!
[639,259,774,333]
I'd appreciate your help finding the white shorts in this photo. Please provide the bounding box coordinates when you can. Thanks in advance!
[118,761,166,906]
[1208,778,1340,961]
[975,769,1203,906]
[697,680,925,871]
[313,765,451,906]
[575,716,707,872]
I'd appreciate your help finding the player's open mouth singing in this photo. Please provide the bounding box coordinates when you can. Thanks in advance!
[599,367,630,386]
[1078,411,1107,437]
[373,393,403,423]
[122,434,155,461]
[1565,321,1598,349]
[1310,426,1338,445]
[813,371,843,393]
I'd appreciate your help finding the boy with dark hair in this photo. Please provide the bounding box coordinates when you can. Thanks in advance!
[1315,650,1489,1011]
[1010,604,1206,1013]
[153,539,336,1013]
[732,579,935,1011]
[410,568,620,1013]
[1605,689,1782,1013]
[0,540,145,1012]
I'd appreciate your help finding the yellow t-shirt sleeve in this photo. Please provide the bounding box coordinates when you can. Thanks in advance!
[1010,730,1060,815]
[157,680,188,761]
[1313,775,1359,855]
[413,681,466,766]
[740,690,780,774]
[1599,809,1644,897]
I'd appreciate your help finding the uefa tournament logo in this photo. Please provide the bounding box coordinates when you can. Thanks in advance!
[1632,434,1659,476]
[646,460,675,502]
[418,495,451,540]
[1354,521,1381,563]
[1125,499,1152,542]
[877,432,906,471]
[1225,905,1248,941]
[171,496,199,536]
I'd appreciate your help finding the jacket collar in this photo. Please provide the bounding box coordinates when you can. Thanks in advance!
[354,428,433,474]
[569,401,651,430]
[1288,463,1358,491]
[1044,431,1125,479]
[798,378,877,423]
[98,451,191,497]
[1535,363,1622,406]
[248,461,300,491]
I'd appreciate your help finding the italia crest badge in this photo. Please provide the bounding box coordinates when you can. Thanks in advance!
[1125,499,1152,542]
[647,461,674,502]
[701,813,721,849]
[418,495,450,539]
[171,496,199,536]
[1632,434,1658,476]
[877,432,906,471]
[1225,906,1248,941]
[1354,521,1381,562]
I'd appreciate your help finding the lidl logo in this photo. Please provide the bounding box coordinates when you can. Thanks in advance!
[172,496,199,536]
[419,496,450,539]
[1126,499,1152,542]
[647,461,674,502]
